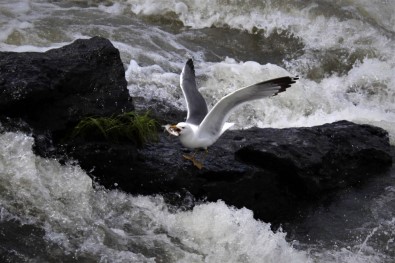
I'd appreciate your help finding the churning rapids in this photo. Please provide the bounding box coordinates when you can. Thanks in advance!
[0,0,394,262]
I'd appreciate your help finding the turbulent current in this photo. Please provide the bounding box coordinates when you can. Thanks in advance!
[0,0,394,262]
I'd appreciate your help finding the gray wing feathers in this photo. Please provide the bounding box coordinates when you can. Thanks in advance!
[180,59,208,125]
[198,76,298,137]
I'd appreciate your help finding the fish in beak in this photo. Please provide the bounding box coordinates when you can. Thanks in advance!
[163,124,181,136]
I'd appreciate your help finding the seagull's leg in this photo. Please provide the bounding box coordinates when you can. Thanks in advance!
[182,150,196,160]
[194,148,209,169]
[183,150,204,169]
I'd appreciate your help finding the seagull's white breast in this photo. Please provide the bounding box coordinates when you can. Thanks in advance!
[179,124,215,149]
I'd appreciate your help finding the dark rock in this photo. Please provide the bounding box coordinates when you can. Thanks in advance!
[0,36,133,147]
[66,120,392,224]
[234,121,392,194]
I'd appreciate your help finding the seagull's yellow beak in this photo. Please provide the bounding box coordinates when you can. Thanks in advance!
[170,124,182,134]
[163,124,181,136]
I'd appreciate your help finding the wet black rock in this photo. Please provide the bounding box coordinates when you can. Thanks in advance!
[66,119,392,224]
[234,122,392,194]
[0,37,392,225]
[0,36,133,148]
[124,99,392,224]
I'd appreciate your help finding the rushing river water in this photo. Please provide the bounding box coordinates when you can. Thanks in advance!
[0,0,394,262]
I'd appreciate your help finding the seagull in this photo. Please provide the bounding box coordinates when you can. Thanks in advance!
[164,59,298,169]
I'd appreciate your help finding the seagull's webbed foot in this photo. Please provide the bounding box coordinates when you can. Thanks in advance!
[183,154,204,170]
[182,148,208,169]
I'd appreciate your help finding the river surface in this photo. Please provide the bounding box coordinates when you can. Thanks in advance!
[0,0,394,262]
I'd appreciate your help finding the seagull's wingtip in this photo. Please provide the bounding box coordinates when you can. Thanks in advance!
[273,76,300,95]
[186,58,195,74]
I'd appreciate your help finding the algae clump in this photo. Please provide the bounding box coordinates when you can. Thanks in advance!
[71,111,158,145]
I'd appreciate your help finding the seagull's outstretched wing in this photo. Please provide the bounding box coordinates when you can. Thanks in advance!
[197,76,299,137]
[180,59,208,125]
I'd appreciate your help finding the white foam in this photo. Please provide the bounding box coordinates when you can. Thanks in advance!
[345,0,395,32]
[98,2,125,15]
[266,57,395,143]
[160,201,309,262]
[126,59,184,108]
[309,246,386,263]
